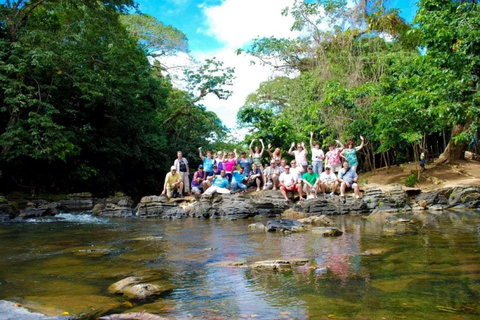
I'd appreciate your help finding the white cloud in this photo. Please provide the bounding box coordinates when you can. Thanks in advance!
[201,0,298,49]
[158,0,303,140]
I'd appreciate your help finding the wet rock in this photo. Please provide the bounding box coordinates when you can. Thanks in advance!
[18,206,54,218]
[361,248,390,256]
[266,219,306,232]
[208,260,248,268]
[297,215,335,226]
[99,312,168,320]
[415,188,450,209]
[108,276,143,294]
[447,186,480,208]
[122,282,177,300]
[58,193,94,211]
[128,236,164,241]
[66,246,114,258]
[251,258,309,272]
[92,204,105,216]
[311,227,343,237]
[281,209,308,219]
[136,196,187,219]
[248,222,266,230]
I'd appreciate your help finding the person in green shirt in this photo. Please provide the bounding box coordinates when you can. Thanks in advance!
[302,165,319,199]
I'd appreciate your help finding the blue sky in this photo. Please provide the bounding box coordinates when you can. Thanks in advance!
[135,0,419,134]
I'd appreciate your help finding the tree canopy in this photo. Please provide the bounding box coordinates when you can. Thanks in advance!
[0,0,235,197]
[238,0,480,171]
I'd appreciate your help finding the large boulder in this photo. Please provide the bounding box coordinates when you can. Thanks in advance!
[99,312,168,320]
[266,219,306,232]
[136,196,187,219]
[298,215,335,226]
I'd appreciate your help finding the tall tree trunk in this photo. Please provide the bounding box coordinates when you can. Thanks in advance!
[436,123,470,164]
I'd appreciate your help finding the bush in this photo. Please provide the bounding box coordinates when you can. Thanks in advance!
[405,172,419,187]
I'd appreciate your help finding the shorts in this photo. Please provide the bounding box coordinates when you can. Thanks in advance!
[342,182,358,190]
[329,163,342,173]
[303,184,317,193]
[322,182,336,192]
[166,187,179,198]
[247,177,262,188]
[283,185,298,192]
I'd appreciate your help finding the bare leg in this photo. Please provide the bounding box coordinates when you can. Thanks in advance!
[333,181,339,193]
[272,175,279,190]
[256,177,261,191]
[280,186,289,201]
[340,182,347,196]
[297,183,304,200]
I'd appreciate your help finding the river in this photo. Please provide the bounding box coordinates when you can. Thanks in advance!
[0,211,479,319]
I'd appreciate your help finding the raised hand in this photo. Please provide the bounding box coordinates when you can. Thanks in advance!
[291,142,295,147]
[259,138,263,142]
[310,131,313,136]
[268,143,272,149]
[360,135,365,141]
[198,147,202,150]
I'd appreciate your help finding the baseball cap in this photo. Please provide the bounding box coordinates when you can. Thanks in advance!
[307,165,313,169]
[198,165,204,169]
[170,166,177,170]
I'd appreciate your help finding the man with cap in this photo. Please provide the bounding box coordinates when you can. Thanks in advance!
[263,159,281,190]
[162,165,184,198]
[302,164,319,199]
[319,165,339,197]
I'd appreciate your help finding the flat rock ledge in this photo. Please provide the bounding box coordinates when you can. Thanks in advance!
[1,186,479,222]
[133,186,479,219]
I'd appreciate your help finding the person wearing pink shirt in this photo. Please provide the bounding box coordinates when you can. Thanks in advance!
[325,140,345,173]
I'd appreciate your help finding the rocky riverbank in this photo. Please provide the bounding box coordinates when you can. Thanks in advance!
[1,185,479,222]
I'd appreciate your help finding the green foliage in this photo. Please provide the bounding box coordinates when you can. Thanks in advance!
[405,172,419,187]
[239,0,480,168]
[0,0,233,197]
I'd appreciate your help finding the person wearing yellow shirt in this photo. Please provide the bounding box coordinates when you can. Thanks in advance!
[161,166,184,198]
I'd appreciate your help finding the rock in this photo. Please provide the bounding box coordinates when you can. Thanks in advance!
[66,246,114,258]
[415,188,451,208]
[297,215,335,226]
[18,206,54,218]
[99,312,168,320]
[311,227,343,237]
[108,277,143,294]
[58,193,94,211]
[418,200,427,208]
[248,222,266,230]
[92,204,105,216]
[281,209,308,219]
[136,196,187,219]
[361,248,390,256]
[266,219,306,232]
[208,260,248,268]
[251,258,309,272]
[128,236,164,241]
[122,282,177,300]
[447,186,480,208]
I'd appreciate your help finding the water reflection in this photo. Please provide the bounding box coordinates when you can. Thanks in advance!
[0,212,479,319]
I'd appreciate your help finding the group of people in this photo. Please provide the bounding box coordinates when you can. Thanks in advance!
[162,134,365,202]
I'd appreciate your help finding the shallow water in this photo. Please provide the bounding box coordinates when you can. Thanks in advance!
[0,211,479,319]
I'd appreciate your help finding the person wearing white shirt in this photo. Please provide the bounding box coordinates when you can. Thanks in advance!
[279,166,304,202]
[319,166,339,197]
[310,131,325,175]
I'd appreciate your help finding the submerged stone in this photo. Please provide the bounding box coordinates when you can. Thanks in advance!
[99,312,168,320]
[122,282,177,300]
[251,258,309,272]
[297,215,335,226]
[108,277,142,295]
[248,222,266,230]
[311,227,343,237]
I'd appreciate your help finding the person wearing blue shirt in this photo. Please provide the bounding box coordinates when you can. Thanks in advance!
[231,167,247,193]
[204,170,230,195]
[247,163,263,191]
[338,161,360,199]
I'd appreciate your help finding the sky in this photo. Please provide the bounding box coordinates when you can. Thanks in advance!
[136,0,418,136]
